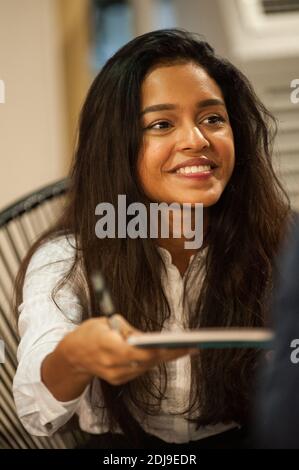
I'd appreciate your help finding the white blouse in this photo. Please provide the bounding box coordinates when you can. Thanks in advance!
[13,235,237,443]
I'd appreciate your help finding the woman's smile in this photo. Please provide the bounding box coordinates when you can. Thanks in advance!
[170,167,215,179]
[166,155,218,180]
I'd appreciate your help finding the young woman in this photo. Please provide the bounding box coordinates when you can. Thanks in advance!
[13,29,290,449]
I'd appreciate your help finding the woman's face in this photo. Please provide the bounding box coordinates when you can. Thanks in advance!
[137,62,235,206]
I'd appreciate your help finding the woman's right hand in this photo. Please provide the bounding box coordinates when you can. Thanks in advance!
[57,314,193,386]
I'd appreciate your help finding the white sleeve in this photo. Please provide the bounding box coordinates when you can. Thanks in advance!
[12,236,88,437]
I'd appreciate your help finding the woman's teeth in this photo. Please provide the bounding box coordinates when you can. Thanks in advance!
[176,165,211,174]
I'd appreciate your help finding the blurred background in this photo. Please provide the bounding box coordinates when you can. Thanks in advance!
[0,0,298,211]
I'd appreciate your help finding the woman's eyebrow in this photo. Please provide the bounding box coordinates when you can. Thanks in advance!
[140,98,225,116]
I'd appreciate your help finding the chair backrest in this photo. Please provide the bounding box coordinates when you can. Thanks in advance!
[0,179,86,448]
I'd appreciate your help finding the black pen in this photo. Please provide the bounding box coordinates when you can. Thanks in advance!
[91,271,120,332]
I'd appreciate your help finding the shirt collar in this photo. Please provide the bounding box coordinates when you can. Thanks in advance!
[157,245,208,270]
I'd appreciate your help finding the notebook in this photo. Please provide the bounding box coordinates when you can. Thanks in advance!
[127,328,274,349]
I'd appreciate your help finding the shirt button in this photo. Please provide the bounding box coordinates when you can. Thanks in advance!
[45,422,53,431]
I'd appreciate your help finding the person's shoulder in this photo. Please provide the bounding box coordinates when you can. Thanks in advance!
[290,212,299,241]
[280,212,299,260]
[27,233,77,274]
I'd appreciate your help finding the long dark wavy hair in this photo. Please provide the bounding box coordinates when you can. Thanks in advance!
[14,29,290,439]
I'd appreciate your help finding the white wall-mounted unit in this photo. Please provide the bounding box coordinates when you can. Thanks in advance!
[219,0,299,61]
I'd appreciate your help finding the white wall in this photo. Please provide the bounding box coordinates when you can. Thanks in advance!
[173,0,231,57]
[131,0,232,57]
[0,0,67,211]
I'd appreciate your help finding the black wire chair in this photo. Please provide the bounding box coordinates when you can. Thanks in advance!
[0,179,86,449]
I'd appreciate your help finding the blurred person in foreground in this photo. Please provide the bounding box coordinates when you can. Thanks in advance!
[255,214,299,448]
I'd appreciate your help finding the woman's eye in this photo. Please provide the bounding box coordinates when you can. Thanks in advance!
[147,121,171,130]
[203,115,226,125]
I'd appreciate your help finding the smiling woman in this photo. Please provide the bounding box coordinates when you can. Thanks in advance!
[13,29,291,449]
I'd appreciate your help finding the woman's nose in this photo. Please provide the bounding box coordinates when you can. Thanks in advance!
[178,125,210,152]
